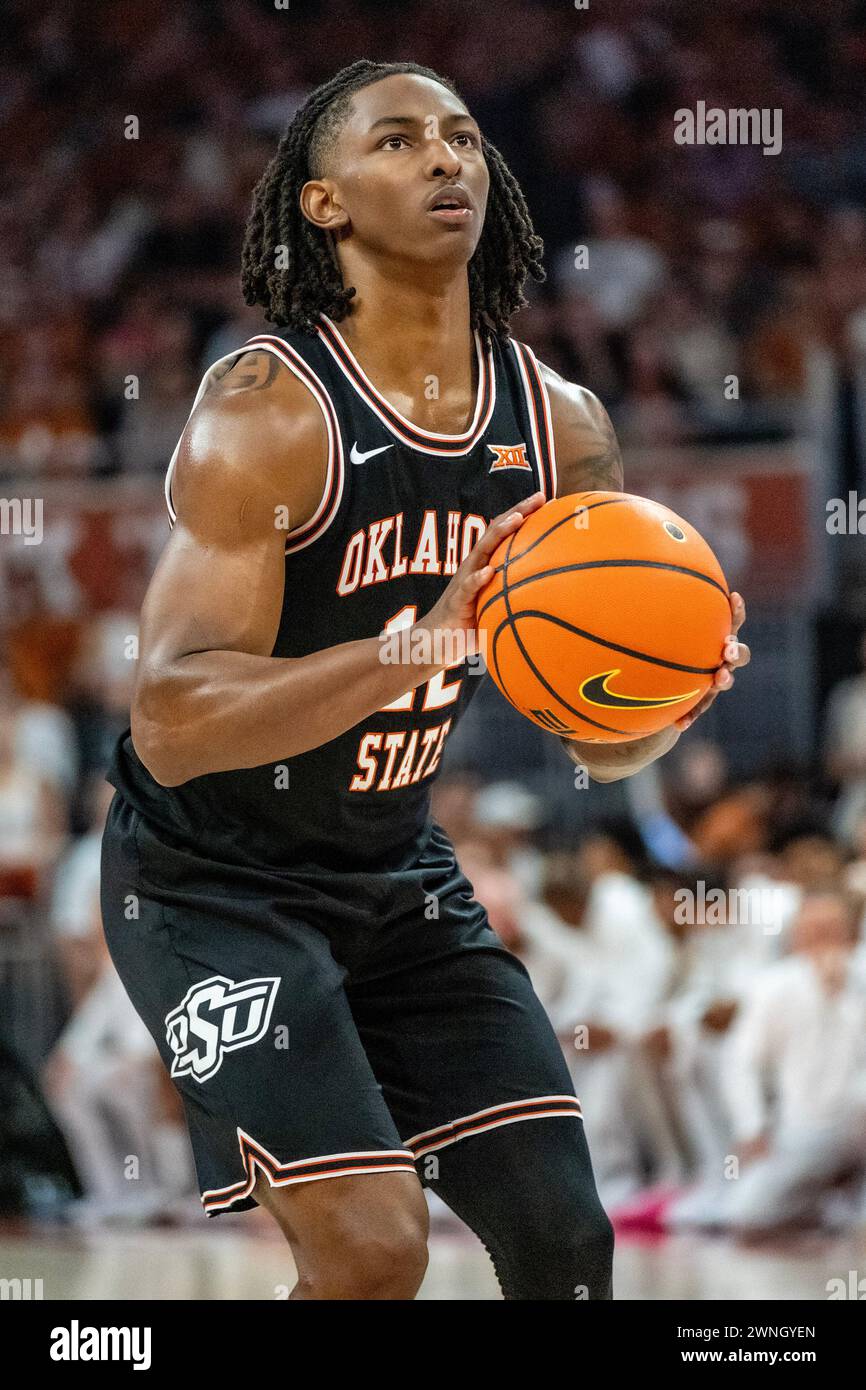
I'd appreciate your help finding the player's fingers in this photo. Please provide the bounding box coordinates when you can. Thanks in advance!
[679,632,747,729]
[497,490,545,529]
[722,636,750,669]
[676,689,717,730]
[680,661,737,724]
[469,513,523,567]
[729,592,746,633]
[509,490,546,517]
[468,493,544,567]
[484,491,545,537]
[723,638,751,669]
[463,564,493,593]
[428,559,494,631]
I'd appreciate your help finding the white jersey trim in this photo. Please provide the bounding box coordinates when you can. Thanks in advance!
[200,1131,417,1213]
[403,1094,583,1158]
[317,315,497,457]
[509,339,558,500]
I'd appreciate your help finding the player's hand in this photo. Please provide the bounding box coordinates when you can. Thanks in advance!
[417,491,545,642]
[562,593,750,780]
[675,591,750,732]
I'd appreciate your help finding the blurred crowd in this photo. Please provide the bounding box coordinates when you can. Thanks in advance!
[2,0,866,1239]
[1,0,866,478]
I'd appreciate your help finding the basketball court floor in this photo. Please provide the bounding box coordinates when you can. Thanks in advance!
[1,1215,861,1300]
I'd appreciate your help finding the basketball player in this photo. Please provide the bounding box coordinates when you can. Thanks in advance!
[101,60,749,1300]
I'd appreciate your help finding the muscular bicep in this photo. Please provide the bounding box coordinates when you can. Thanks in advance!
[139,513,287,671]
[540,365,624,498]
[138,359,327,674]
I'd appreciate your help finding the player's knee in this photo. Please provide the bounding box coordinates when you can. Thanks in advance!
[312,1202,429,1299]
[549,1200,613,1274]
[278,1175,429,1299]
[345,1218,429,1299]
[502,1191,615,1299]
[569,1203,616,1293]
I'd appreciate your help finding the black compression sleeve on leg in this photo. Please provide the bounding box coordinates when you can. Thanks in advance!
[424,1116,614,1301]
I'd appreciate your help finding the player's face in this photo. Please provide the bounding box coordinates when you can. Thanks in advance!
[306,73,489,267]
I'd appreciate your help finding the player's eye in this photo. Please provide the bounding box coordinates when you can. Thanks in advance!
[380,134,411,151]
[451,132,479,148]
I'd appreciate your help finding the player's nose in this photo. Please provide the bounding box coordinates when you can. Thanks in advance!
[424,137,462,180]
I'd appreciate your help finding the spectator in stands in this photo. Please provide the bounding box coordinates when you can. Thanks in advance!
[637,869,753,1182]
[472,781,545,898]
[51,775,115,1007]
[0,675,66,888]
[824,632,866,846]
[671,890,866,1234]
[430,771,483,847]
[533,854,679,1206]
[42,886,195,1224]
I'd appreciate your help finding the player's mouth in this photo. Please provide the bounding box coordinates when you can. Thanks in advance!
[425,185,474,223]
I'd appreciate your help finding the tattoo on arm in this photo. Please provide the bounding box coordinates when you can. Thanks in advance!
[566,411,623,493]
[205,351,281,395]
[555,390,624,497]
[229,351,281,391]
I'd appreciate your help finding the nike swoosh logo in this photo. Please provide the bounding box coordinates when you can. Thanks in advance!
[580,669,700,710]
[350,442,394,465]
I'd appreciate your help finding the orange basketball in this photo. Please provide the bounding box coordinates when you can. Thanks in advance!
[475,491,732,743]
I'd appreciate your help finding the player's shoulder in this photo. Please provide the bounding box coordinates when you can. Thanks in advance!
[531,356,609,434]
[504,333,610,435]
[513,348,621,495]
[186,341,326,466]
[172,340,329,531]
[191,341,326,444]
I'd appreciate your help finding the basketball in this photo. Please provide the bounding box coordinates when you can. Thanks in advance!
[475,491,732,743]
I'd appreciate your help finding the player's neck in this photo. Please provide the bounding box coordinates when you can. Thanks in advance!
[334,265,476,415]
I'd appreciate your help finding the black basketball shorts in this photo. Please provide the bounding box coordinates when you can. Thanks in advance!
[100,794,583,1216]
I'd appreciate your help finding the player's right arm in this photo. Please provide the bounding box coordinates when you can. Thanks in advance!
[131,352,542,787]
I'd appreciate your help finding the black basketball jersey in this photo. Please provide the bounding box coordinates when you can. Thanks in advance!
[106,314,558,871]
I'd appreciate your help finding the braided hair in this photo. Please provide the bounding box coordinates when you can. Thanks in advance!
[240,59,545,338]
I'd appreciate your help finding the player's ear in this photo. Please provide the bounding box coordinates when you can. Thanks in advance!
[300,180,350,234]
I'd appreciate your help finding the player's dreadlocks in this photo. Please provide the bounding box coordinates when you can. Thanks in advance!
[241,59,545,338]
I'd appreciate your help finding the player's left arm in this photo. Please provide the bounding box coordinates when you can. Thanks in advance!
[541,366,750,783]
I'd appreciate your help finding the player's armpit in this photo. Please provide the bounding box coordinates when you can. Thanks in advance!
[539,366,624,498]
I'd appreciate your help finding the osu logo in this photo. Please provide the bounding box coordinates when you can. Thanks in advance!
[164,975,280,1084]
